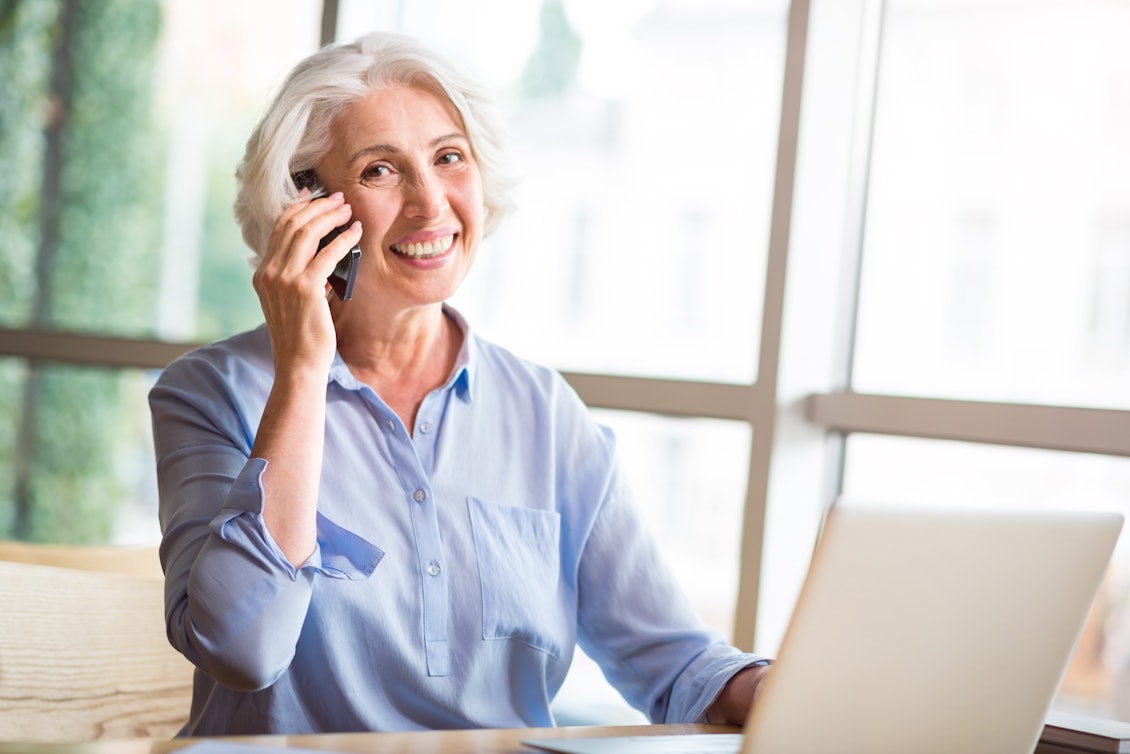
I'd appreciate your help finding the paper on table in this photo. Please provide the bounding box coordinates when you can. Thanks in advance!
[178,741,332,754]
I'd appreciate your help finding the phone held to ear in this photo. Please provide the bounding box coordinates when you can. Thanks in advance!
[319,224,361,301]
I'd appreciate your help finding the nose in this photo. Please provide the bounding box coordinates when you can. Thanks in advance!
[405,171,449,221]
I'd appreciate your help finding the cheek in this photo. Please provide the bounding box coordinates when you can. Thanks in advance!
[353,199,398,234]
[457,174,486,228]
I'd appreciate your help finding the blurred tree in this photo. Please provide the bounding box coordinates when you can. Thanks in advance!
[519,0,582,99]
[1,0,162,543]
[197,150,264,339]
[0,0,57,538]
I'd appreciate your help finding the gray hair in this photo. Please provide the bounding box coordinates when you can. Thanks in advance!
[234,32,516,259]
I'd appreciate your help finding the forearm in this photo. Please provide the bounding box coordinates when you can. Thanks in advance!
[251,366,328,566]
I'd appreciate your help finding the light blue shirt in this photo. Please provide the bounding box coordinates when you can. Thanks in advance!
[149,307,765,736]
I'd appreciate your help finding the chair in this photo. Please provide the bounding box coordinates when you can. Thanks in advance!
[0,541,164,578]
[0,544,194,742]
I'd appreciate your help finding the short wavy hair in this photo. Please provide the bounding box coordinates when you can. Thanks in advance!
[234,32,516,259]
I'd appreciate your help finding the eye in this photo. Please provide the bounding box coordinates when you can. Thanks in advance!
[360,163,392,182]
[437,151,463,166]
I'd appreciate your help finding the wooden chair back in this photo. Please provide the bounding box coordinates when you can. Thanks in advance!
[0,545,193,741]
[0,542,164,578]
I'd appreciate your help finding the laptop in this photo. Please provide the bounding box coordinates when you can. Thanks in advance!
[524,501,1123,754]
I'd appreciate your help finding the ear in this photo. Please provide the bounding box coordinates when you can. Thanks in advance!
[291,169,322,194]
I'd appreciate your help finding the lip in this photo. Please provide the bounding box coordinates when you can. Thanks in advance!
[390,227,460,248]
[388,229,459,268]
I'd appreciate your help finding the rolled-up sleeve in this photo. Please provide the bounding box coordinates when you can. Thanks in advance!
[151,353,383,692]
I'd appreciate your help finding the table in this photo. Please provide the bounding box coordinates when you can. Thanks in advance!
[0,724,740,754]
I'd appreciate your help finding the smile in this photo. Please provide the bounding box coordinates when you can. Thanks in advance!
[391,234,455,259]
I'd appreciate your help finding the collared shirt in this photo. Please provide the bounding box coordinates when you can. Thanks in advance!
[149,307,766,736]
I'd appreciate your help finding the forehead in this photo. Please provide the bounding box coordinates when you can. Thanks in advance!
[330,85,467,158]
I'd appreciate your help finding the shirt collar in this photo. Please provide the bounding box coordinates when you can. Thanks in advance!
[327,303,475,404]
[442,304,475,404]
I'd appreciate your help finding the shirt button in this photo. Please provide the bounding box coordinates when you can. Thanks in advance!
[413,489,426,503]
[419,422,432,434]
[426,561,441,577]
[387,418,396,433]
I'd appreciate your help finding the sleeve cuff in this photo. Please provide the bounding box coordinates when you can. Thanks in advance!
[211,458,384,581]
[681,652,775,724]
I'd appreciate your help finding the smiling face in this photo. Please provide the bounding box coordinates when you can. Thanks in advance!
[316,84,485,312]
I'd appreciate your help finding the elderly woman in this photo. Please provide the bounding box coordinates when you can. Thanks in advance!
[149,31,769,736]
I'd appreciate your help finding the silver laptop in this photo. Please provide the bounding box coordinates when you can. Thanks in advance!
[525,501,1123,754]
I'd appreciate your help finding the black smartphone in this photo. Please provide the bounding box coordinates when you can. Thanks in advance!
[319,224,361,301]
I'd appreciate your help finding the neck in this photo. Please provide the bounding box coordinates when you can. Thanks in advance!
[334,304,461,432]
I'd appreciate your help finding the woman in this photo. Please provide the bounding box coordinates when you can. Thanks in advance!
[150,31,769,736]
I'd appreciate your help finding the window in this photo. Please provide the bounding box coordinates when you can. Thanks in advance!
[794,0,1130,722]
[0,0,321,543]
[338,0,788,383]
[853,0,1130,409]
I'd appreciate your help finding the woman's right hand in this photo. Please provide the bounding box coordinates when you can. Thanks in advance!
[253,189,362,376]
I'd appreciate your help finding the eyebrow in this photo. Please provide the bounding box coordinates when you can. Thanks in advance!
[347,133,469,166]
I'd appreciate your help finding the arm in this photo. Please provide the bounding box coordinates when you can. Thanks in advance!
[249,190,360,565]
[152,367,321,691]
[152,192,373,690]
[572,428,772,724]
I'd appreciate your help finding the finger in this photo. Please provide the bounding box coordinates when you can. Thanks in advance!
[264,193,352,277]
[267,187,315,245]
[313,220,363,274]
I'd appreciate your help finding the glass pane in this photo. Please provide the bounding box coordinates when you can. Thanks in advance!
[853,1,1130,407]
[550,409,750,723]
[0,0,321,342]
[843,434,1130,720]
[597,410,751,636]
[154,0,322,342]
[339,0,787,383]
[0,357,161,546]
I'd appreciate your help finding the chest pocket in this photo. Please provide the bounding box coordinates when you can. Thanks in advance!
[467,496,566,658]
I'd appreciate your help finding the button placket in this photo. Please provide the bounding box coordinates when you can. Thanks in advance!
[381,401,450,676]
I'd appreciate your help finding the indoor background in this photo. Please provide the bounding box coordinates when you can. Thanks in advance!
[1,0,1128,726]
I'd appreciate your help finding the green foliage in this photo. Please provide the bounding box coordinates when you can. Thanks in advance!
[1,0,164,543]
[197,145,264,339]
[0,359,25,538]
[48,0,163,333]
[22,366,125,543]
[0,0,56,326]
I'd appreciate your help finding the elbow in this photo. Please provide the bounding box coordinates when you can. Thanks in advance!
[170,604,298,693]
[177,622,294,692]
[200,646,292,693]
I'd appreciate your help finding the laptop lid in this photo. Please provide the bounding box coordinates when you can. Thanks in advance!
[741,502,1122,754]
[525,502,1122,754]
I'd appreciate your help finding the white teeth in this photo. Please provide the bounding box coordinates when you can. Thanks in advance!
[393,235,454,258]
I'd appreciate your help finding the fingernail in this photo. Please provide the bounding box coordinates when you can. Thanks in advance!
[329,191,344,201]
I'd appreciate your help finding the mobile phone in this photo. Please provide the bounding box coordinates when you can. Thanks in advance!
[319,224,361,301]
